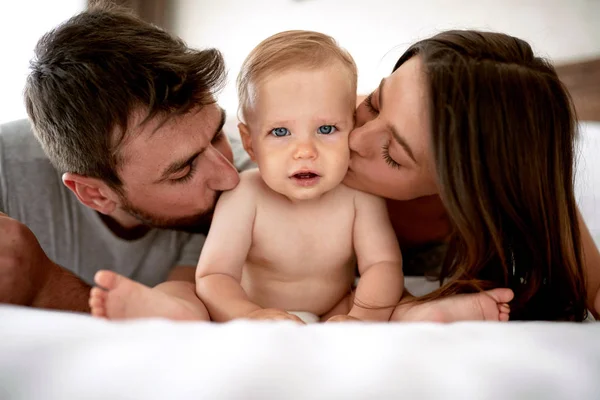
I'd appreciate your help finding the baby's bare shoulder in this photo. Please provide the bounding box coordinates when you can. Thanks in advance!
[334,184,386,206]
[231,168,262,193]
[216,169,261,205]
[239,168,262,183]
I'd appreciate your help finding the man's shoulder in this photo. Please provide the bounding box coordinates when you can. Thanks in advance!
[0,119,47,161]
[0,119,60,184]
[0,119,65,215]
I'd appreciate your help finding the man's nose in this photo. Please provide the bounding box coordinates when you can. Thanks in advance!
[293,137,318,160]
[205,146,240,191]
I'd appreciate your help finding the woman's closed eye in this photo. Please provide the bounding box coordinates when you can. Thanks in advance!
[364,92,378,114]
[381,142,401,169]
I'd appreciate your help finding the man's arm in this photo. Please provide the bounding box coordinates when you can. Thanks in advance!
[0,212,90,312]
[348,191,404,322]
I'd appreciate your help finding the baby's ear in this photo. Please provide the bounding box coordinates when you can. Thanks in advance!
[238,123,256,161]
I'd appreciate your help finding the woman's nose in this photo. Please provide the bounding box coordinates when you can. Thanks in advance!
[348,124,372,158]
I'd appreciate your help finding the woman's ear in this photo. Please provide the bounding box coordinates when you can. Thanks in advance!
[62,173,118,215]
[238,123,256,161]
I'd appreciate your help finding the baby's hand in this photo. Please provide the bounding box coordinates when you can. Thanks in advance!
[245,308,305,324]
[326,315,361,323]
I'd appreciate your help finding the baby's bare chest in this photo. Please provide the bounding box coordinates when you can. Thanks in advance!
[248,200,356,274]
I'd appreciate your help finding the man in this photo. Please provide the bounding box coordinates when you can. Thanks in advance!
[0,5,247,313]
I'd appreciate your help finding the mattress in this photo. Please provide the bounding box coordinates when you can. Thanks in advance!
[0,305,599,400]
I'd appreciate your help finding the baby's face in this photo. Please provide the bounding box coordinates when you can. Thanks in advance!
[245,65,355,201]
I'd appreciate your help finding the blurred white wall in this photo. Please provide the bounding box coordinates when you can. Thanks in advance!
[168,0,600,114]
[0,0,85,124]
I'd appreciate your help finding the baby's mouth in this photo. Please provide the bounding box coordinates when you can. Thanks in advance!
[290,170,321,187]
[292,172,320,179]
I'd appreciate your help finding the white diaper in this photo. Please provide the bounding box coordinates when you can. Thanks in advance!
[288,311,320,324]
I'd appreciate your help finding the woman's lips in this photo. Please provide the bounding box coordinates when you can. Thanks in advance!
[290,171,321,187]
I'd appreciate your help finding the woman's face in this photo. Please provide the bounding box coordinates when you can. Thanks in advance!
[344,56,439,200]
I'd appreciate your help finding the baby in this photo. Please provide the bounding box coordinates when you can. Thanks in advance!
[195,31,404,323]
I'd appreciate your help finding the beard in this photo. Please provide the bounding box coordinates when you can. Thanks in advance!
[119,192,220,235]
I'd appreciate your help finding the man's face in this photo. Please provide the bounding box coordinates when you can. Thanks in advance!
[115,104,240,232]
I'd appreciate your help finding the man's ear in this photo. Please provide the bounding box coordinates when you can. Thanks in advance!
[62,173,119,215]
[238,123,256,161]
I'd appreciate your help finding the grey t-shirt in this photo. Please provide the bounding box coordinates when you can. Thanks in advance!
[0,119,253,287]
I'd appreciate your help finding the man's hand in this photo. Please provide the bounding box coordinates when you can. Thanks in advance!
[0,212,90,311]
[245,308,305,324]
[325,315,361,323]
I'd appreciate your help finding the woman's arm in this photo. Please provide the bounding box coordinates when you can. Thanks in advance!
[578,208,600,319]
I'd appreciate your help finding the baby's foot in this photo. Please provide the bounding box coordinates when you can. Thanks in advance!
[393,288,514,322]
[89,270,207,321]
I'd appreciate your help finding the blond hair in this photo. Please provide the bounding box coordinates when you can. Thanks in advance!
[237,30,357,121]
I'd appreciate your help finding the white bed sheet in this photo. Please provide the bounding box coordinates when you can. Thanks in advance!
[1,122,599,400]
[0,305,599,400]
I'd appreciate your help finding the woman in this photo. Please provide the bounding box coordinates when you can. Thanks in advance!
[344,30,600,321]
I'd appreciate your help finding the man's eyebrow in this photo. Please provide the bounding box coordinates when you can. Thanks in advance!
[157,107,227,182]
[379,78,417,163]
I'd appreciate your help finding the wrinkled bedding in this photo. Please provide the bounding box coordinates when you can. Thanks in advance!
[0,305,599,400]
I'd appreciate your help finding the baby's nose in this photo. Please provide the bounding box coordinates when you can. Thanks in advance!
[293,139,318,160]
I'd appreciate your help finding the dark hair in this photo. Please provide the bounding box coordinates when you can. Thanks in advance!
[396,30,586,321]
[24,3,226,190]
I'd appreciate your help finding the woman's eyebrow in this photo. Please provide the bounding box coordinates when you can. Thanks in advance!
[389,124,416,163]
[379,78,417,163]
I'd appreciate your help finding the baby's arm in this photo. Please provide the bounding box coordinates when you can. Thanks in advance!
[195,171,262,322]
[349,191,404,322]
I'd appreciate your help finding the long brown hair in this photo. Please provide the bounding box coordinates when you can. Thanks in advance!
[398,31,587,321]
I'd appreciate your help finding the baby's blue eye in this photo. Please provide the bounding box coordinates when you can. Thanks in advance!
[271,127,290,137]
[318,125,336,135]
